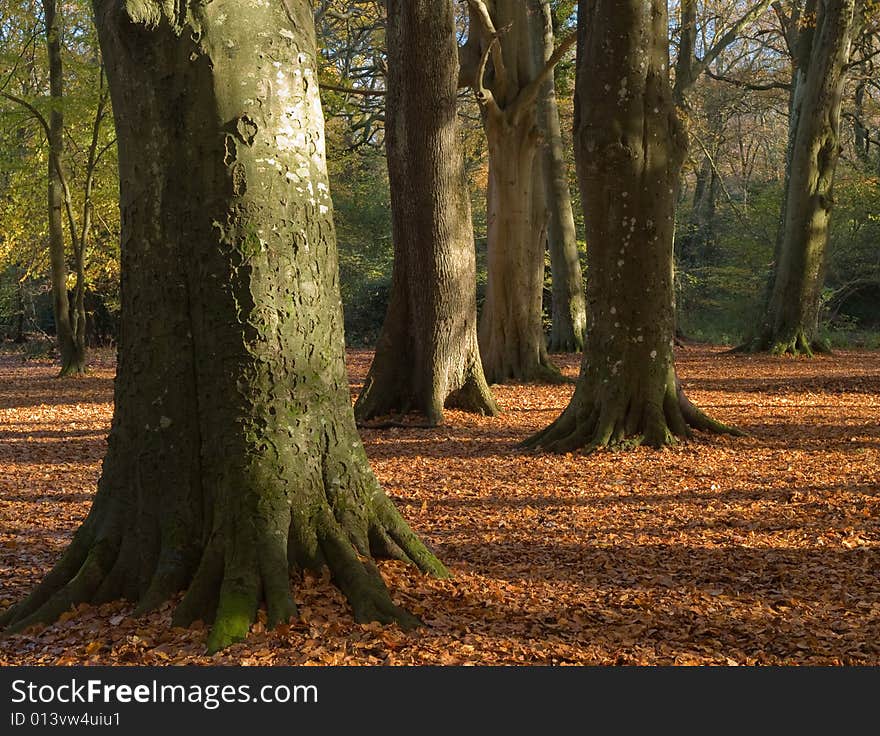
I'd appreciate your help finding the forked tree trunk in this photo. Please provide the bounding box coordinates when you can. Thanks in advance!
[354,0,497,425]
[748,0,857,356]
[536,2,586,354]
[465,0,564,384]
[2,0,445,653]
[525,0,740,453]
[43,0,85,376]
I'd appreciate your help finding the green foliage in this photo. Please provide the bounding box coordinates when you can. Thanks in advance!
[676,180,779,345]
[327,141,393,345]
[0,0,120,343]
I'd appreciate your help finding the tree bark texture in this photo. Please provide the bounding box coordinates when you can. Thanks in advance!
[467,0,561,384]
[354,0,497,425]
[750,0,857,356]
[2,0,446,653]
[525,0,741,453]
[535,1,586,354]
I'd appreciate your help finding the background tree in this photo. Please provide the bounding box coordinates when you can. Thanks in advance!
[0,0,119,356]
[538,2,586,353]
[354,0,497,425]
[745,0,861,355]
[1,0,446,653]
[460,0,575,383]
[526,0,741,452]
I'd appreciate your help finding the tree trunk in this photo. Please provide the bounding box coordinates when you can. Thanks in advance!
[2,0,446,653]
[525,0,740,453]
[536,2,586,354]
[467,0,562,384]
[354,0,497,426]
[751,0,857,356]
[479,105,559,383]
[681,153,719,266]
[13,278,27,343]
[43,0,85,376]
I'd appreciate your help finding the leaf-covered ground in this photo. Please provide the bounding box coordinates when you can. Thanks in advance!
[0,346,878,665]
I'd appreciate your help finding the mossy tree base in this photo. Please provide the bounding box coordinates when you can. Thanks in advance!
[522,367,743,454]
[733,330,833,358]
[57,353,87,378]
[0,435,446,654]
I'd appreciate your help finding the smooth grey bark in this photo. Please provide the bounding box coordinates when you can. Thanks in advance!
[749,0,857,355]
[462,0,571,384]
[2,0,446,653]
[354,0,497,426]
[536,1,586,354]
[43,0,85,375]
[525,0,740,453]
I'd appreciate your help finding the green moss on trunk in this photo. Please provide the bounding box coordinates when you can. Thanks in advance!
[2,0,446,653]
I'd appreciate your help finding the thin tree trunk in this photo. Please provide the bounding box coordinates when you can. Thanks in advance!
[42,0,84,375]
[3,0,446,653]
[354,0,497,426]
[525,0,741,453]
[536,1,586,354]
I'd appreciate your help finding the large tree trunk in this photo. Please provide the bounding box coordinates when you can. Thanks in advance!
[2,0,445,653]
[750,0,857,356]
[536,2,586,354]
[43,0,85,376]
[354,0,497,426]
[525,0,740,453]
[467,0,562,384]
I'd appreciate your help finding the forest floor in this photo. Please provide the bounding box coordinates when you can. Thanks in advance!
[0,346,878,665]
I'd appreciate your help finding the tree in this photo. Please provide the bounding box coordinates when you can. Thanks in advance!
[538,2,586,353]
[1,0,446,653]
[525,0,741,452]
[1,0,117,364]
[354,0,497,425]
[42,0,85,374]
[746,0,860,355]
[460,0,575,383]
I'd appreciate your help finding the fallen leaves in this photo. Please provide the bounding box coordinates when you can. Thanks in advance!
[0,346,878,665]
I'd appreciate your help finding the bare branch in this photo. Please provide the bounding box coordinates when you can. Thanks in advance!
[508,30,576,126]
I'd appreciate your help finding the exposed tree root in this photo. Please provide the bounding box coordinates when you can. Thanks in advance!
[731,330,832,358]
[547,331,585,354]
[2,454,447,654]
[355,365,497,428]
[521,377,744,454]
[57,361,87,378]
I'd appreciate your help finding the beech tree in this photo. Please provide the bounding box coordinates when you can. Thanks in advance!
[1,0,446,652]
[354,0,497,425]
[460,0,575,384]
[537,3,586,354]
[525,0,741,452]
[746,0,860,355]
[1,0,115,373]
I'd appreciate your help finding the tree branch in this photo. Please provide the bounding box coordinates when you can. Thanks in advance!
[320,81,385,97]
[465,0,509,102]
[689,0,776,91]
[706,68,791,92]
[508,30,577,126]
